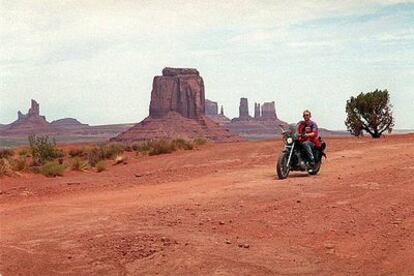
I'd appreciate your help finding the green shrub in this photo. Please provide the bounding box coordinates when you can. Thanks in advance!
[86,147,102,167]
[19,148,29,156]
[40,161,65,177]
[0,148,14,159]
[132,141,152,154]
[96,160,106,172]
[193,137,208,145]
[70,158,89,171]
[172,138,194,150]
[148,139,176,156]
[28,135,64,164]
[100,143,125,159]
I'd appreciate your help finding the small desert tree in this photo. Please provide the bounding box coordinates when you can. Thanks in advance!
[345,89,394,138]
[28,135,64,164]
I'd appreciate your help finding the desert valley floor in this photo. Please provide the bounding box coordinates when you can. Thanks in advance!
[1,135,413,275]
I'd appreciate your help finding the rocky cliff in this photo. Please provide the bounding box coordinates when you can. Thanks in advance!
[1,99,56,136]
[205,99,219,116]
[260,102,277,121]
[149,67,205,119]
[113,68,241,143]
[0,100,132,144]
[227,98,288,140]
[205,100,231,126]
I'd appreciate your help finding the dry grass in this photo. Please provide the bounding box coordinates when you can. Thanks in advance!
[70,158,89,171]
[0,148,14,159]
[0,158,14,177]
[113,155,127,165]
[133,138,195,156]
[193,137,208,146]
[11,158,27,172]
[68,148,85,158]
[96,160,106,172]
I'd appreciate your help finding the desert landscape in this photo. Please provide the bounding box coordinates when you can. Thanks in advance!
[2,1,414,275]
[1,134,414,275]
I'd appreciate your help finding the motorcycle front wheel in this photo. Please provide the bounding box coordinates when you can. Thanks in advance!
[276,152,290,179]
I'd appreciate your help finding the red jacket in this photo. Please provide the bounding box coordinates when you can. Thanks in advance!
[297,120,320,147]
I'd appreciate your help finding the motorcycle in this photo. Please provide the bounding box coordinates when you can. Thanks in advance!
[276,125,326,179]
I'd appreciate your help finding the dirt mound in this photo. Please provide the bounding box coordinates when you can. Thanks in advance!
[113,112,241,142]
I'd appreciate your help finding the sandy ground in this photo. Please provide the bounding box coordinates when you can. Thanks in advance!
[1,135,414,275]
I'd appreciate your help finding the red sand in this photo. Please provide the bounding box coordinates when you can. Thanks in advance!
[1,135,413,275]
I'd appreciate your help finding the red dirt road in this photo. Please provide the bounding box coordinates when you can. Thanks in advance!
[1,135,414,275]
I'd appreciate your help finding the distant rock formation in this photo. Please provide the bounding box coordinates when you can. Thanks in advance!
[260,101,277,121]
[50,118,89,129]
[1,99,55,136]
[0,100,132,143]
[254,103,261,119]
[149,67,205,119]
[205,99,219,116]
[226,97,288,140]
[16,99,46,121]
[113,68,242,143]
[204,100,231,126]
[239,98,251,120]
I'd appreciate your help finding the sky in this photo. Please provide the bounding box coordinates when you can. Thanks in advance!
[1,0,413,130]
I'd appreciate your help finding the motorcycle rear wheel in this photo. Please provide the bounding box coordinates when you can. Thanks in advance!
[277,153,290,179]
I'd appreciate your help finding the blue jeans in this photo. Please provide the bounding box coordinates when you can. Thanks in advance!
[302,141,315,163]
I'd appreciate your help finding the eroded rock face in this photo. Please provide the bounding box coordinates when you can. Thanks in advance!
[149,68,205,119]
[261,101,277,120]
[113,112,240,143]
[205,99,219,116]
[205,102,231,127]
[113,68,242,143]
[226,98,289,139]
[0,100,140,142]
[161,67,199,77]
[239,98,250,119]
[50,118,89,128]
[16,99,45,121]
[254,103,261,119]
[28,99,40,117]
[2,99,53,136]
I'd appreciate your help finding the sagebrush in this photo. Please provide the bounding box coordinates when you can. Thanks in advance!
[40,161,65,177]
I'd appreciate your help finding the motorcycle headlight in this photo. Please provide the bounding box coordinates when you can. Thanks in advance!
[286,137,293,144]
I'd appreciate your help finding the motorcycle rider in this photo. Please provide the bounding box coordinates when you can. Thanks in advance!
[297,110,320,172]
